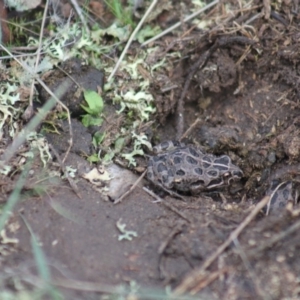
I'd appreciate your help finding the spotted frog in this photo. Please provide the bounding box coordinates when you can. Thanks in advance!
[147,141,243,195]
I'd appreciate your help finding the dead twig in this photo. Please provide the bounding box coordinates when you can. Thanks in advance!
[0,79,72,165]
[160,200,192,223]
[232,238,270,299]
[158,224,184,279]
[180,117,202,141]
[69,0,90,35]
[141,0,220,47]
[247,218,300,258]
[49,144,82,199]
[190,268,228,295]
[108,0,158,81]
[23,0,49,122]
[114,170,146,204]
[174,195,270,295]
[143,186,164,203]
[0,44,73,165]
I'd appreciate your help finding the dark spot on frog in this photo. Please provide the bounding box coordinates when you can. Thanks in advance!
[173,156,182,164]
[194,168,203,175]
[188,147,201,157]
[157,163,168,173]
[271,192,279,203]
[214,156,230,166]
[162,174,169,183]
[202,156,213,167]
[156,141,170,152]
[207,170,219,178]
[186,156,198,165]
[176,169,185,176]
[282,188,290,200]
[152,155,163,162]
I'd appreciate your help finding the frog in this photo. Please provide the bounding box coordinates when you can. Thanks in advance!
[147,141,243,195]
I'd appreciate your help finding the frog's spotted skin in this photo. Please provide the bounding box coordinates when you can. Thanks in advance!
[147,141,243,195]
[266,181,298,215]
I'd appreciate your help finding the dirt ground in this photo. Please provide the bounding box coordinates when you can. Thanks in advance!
[2,0,300,299]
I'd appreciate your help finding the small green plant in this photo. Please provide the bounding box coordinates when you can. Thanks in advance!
[104,0,135,27]
[81,90,104,127]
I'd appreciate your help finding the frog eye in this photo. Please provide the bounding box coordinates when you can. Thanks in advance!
[190,180,205,188]
[207,178,223,188]
[232,170,243,178]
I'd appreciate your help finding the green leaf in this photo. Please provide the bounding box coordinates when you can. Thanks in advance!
[82,114,103,127]
[114,137,125,153]
[87,153,100,163]
[135,25,161,43]
[103,152,115,163]
[93,131,106,147]
[82,90,104,115]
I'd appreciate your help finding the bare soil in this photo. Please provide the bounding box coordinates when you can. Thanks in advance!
[2,1,300,299]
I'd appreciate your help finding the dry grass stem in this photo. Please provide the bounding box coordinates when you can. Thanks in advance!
[174,195,270,295]
[24,0,49,122]
[141,0,220,47]
[0,44,72,163]
[69,0,90,35]
[108,0,158,82]
[114,170,147,204]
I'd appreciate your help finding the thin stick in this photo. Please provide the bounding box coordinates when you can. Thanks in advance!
[114,170,146,204]
[24,0,49,121]
[107,0,158,82]
[174,195,270,295]
[69,0,90,35]
[248,218,300,257]
[160,200,191,223]
[49,144,82,199]
[0,44,72,164]
[0,80,71,165]
[180,117,202,141]
[143,186,164,202]
[141,0,219,47]
[232,238,268,299]
[190,269,228,295]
